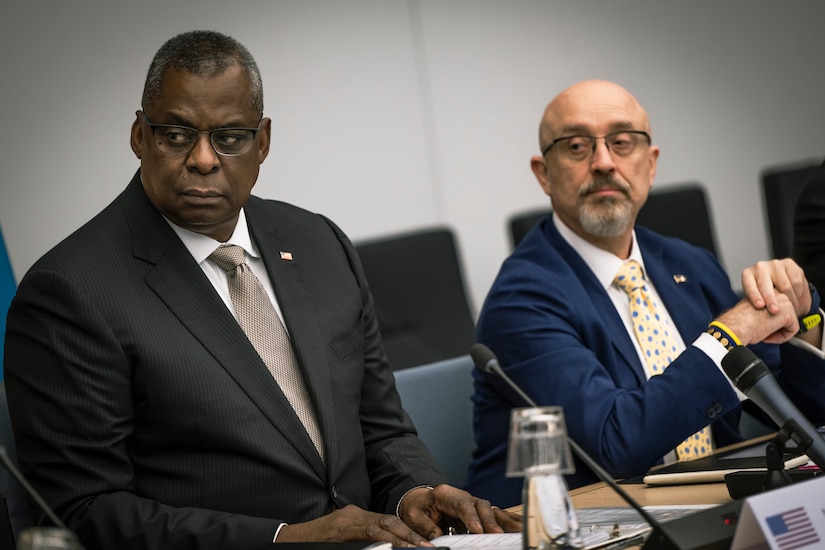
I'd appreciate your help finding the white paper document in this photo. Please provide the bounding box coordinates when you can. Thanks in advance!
[429,530,645,550]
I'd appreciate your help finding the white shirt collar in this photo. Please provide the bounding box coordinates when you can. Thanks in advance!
[165,208,259,264]
[552,213,646,290]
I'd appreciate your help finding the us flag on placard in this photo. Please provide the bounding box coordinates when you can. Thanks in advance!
[766,507,821,550]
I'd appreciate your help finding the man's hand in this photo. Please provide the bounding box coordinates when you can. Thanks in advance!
[277,504,433,547]
[717,295,798,346]
[397,485,522,540]
[741,258,811,317]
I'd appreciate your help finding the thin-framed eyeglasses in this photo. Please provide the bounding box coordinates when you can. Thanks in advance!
[541,130,651,162]
[140,112,263,157]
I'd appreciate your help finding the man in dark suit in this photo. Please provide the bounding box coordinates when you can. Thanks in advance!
[794,158,825,293]
[4,30,519,549]
[467,80,825,507]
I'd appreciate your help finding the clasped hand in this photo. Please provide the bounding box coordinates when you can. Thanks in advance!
[719,258,818,346]
[741,258,812,318]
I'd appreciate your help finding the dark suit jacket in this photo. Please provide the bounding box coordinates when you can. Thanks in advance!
[794,158,825,293]
[467,214,825,507]
[4,172,443,550]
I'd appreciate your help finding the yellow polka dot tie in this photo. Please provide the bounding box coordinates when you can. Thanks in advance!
[614,260,712,461]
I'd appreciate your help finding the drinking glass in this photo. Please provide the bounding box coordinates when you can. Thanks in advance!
[17,527,84,550]
[506,406,582,549]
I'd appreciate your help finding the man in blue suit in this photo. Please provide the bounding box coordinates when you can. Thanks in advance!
[467,80,825,507]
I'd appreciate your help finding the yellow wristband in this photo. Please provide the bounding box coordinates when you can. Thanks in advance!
[707,321,742,351]
[708,321,742,345]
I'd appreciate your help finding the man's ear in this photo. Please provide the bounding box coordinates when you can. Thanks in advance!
[647,144,660,191]
[530,155,552,197]
[130,111,144,159]
[256,117,272,164]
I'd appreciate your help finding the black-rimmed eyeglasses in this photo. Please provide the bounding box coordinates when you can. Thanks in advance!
[541,130,651,162]
[141,112,263,157]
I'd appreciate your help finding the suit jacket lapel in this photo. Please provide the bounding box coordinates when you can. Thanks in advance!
[123,174,326,478]
[639,231,709,342]
[545,218,646,385]
[246,200,337,474]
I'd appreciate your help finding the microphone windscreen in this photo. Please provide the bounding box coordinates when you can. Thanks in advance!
[469,343,496,373]
[721,346,771,393]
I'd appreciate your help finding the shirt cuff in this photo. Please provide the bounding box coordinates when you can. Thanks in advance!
[273,522,288,543]
[694,332,747,401]
[395,485,434,520]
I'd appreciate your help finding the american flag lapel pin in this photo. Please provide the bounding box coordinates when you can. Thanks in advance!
[279,251,294,261]
[673,274,687,284]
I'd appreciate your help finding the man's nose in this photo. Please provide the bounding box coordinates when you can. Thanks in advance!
[589,138,616,172]
[186,133,221,172]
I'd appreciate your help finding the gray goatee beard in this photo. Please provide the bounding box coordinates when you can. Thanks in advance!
[578,176,634,238]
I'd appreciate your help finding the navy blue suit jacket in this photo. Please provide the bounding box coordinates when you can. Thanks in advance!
[467,214,825,507]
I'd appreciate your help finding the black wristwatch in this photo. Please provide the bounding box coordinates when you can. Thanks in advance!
[798,283,822,334]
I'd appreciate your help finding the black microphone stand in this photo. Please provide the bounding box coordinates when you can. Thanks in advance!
[762,419,811,492]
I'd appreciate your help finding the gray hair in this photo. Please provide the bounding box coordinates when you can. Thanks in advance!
[142,30,263,116]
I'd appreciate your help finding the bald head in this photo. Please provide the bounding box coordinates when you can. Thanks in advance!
[538,80,651,153]
[529,79,659,256]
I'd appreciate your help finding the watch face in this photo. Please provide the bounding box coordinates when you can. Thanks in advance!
[808,282,821,314]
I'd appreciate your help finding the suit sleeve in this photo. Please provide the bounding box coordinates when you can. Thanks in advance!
[475,257,742,481]
[4,269,281,550]
[318,216,446,512]
[476,246,825,486]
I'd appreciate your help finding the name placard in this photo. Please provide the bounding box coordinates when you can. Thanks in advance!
[731,473,825,550]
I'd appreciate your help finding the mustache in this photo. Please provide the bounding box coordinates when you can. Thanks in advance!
[579,176,631,199]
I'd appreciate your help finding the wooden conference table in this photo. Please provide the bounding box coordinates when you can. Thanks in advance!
[569,477,731,508]
[569,434,773,509]
[559,436,774,548]
[509,480,732,550]
[564,481,731,549]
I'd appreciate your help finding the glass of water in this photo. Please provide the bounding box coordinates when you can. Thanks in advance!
[506,406,582,549]
[17,527,84,550]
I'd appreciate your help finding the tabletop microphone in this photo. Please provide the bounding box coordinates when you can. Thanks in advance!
[470,343,742,550]
[469,345,660,524]
[0,445,68,529]
[0,445,87,549]
[721,345,825,469]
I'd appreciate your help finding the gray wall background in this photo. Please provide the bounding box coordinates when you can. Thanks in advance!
[2,0,824,317]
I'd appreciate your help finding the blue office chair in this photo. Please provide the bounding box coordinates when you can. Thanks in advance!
[393,355,476,489]
[1,383,32,548]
